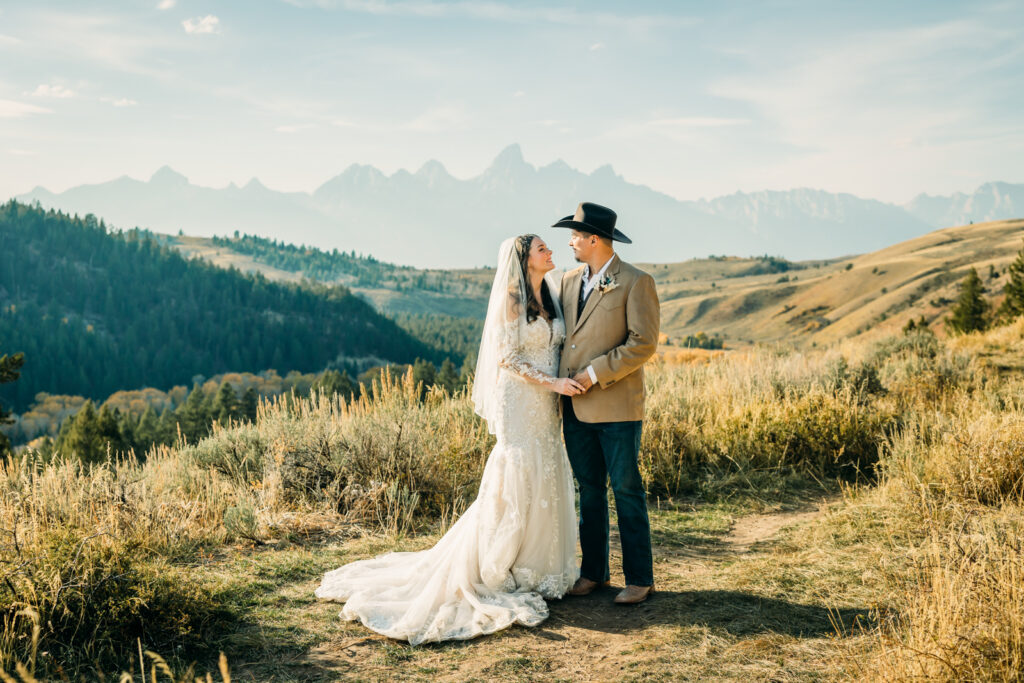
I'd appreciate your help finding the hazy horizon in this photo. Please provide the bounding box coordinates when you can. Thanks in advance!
[11,144,1022,207]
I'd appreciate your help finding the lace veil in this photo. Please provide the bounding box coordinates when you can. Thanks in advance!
[471,236,562,433]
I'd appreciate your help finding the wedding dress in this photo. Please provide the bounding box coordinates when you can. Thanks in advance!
[315,237,578,645]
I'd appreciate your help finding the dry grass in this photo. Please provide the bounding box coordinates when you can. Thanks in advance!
[4,317,1024,679]
[650,218,1024,347]
[863,513,1024,681]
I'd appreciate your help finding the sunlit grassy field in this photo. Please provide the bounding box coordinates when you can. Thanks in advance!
[4,317,1024,680]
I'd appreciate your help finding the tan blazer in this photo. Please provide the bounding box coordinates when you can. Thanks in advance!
[559,254,660,423]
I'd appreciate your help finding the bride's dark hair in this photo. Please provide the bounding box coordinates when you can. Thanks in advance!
[516,234,557,323]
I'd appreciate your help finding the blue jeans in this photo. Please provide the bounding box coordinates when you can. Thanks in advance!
[562,397,653,587]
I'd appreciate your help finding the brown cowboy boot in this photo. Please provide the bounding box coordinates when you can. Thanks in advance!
[565,577,611,596]
[613,584,655,604]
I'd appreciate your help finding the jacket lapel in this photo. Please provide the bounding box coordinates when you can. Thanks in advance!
[566,267,583,332]
[573,254,620,334]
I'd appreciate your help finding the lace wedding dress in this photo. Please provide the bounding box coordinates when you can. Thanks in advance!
[316,239,578,645]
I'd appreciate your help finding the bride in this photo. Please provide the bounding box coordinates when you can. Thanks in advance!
[315,234,583,645]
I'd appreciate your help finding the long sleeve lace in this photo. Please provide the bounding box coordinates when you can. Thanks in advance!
[498,320,556,386]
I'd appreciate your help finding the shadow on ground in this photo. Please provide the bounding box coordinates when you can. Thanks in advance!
[543,588,872,639]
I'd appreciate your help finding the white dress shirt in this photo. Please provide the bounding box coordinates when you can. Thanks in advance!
[579,255,615,385]
[581,254,615,300]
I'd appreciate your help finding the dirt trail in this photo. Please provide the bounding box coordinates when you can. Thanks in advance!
[722,504,831,553]
[297,499,840,682]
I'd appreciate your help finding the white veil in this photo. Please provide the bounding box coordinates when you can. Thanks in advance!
[471,236,562,434]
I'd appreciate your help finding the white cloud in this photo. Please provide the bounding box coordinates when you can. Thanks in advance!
[708,18,1024,200]
[157,0,177,9]
[605,116,751,145]
[400,105,469,132]
[8,149,35,156]
[0,99,51,118]
[23,11,183,79]
[30,84,75,98]
[649,117,750,128]
[0,34,21,46]
[589,42,605,51]
[282,0,696,34]
[183,15,220,34]
[275,123,316,133]
[513,90,525,98]
[712,20,1006,151]
[99,96,139,106]
[283,105,468,134]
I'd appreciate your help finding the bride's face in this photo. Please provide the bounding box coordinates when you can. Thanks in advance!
[527,238,555,275]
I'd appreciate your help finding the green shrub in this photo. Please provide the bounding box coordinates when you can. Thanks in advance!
[1,528,233,676]
[224,503,260,543]
[186,423,267,485]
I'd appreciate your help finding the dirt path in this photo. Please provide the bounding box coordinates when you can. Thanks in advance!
[722,503,832,553]
[288,499,847,682]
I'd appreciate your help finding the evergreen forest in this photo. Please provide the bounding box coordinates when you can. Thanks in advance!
[0,201,449,414]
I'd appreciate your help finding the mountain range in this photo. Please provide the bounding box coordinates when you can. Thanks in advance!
[15,145,1024,268]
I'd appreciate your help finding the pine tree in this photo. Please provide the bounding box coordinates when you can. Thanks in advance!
[200,390,215,427]
[240,387,259,423]
[96,405,127,456]
[59,400,104,463]
[0,352,25,456]
[998,241,1024,322]
[338,370,356,399]
[310,370,355,400]
[436,358,461,393]
[157,406,179,444]
[213,381,239,425]
[947,267,990,334]
[135,405,159,450]
[177,386,209,443]
[116,409,136,452]
[411,358,436,390]
[460,354,476,383]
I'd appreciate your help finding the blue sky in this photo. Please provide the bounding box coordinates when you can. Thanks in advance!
[1,1,1022,203]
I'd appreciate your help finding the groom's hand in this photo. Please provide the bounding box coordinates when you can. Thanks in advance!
[571,371,594,392]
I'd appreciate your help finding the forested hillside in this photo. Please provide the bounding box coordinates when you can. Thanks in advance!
[207,232,491,296]
[0,201,446,412]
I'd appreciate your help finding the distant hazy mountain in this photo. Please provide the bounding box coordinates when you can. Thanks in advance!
[904,182,1024,228]
[15,145,1018,268]
[696,188,930,260]
[21,165,345,249]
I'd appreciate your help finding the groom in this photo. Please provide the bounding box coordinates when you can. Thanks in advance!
[552,202,660,605]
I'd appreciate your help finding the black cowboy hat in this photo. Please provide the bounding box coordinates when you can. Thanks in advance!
[551,201,632,244]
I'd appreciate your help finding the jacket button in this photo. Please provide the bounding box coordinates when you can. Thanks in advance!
[571,344,576,349]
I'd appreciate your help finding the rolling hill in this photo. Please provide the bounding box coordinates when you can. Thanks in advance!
[170,233,492,318]
[0,201,447,413]
[646,218,1024,346]
[168,217,1024,350]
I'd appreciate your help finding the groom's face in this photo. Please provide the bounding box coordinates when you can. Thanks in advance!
[569,229,597,263]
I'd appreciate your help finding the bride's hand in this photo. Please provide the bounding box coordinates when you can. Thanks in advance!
[553,378,585,396]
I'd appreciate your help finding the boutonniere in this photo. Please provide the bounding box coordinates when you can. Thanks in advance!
[596,274,619,294]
